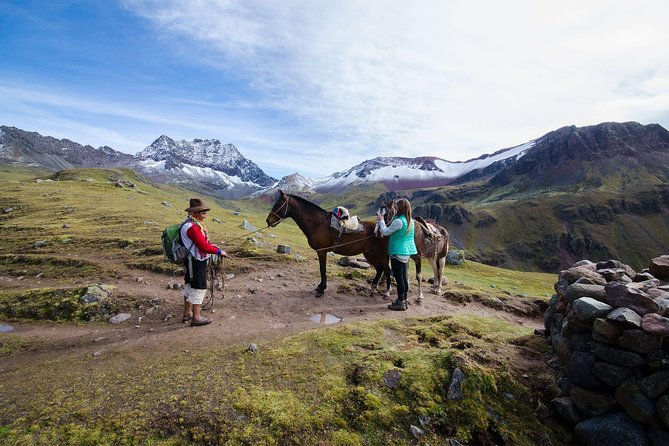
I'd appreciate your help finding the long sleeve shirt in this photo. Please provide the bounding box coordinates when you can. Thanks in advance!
[180,220,220,260]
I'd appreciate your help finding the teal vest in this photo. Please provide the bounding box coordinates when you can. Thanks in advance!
[388,215,417,256]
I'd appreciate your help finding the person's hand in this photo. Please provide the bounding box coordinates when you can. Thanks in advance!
[376,214,383,222]
[219,250,231,258]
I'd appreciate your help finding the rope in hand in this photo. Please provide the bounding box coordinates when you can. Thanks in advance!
[202,254,225,311]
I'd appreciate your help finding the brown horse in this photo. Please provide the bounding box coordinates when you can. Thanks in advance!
[385,199,450,303]
[266,190,391,297]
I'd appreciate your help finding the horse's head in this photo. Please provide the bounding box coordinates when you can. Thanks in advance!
[266,190,290,227]
[383,199,398,224]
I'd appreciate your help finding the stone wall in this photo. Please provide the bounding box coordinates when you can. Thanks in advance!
[544,255,669,446]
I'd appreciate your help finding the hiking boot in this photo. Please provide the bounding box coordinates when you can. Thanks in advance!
[190,317,211,327]
[388,300,407,311]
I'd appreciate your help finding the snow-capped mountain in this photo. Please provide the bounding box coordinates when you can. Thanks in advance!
[136,135,276,198]
[311,142,535,192]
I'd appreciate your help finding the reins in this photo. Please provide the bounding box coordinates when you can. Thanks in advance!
[220,195,289,245]
[315,234,377,251]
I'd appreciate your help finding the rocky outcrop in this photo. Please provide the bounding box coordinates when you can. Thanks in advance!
[544,255,669,444]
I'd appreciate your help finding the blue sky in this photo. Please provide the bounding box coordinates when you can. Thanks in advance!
[1,0,668,179]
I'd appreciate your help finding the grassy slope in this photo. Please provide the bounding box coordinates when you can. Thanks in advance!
[409,174,669,272]
[0,165,564,445]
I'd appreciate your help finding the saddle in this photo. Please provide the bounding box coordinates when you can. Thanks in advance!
[330,206,364,235]
[415,216,442,239]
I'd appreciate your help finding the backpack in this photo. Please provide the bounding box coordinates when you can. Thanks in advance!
[161,223,189,264]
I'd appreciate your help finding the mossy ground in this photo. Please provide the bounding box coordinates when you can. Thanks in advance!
[0,316,567,445]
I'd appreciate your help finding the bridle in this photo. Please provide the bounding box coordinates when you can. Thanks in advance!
[268,195,290,226]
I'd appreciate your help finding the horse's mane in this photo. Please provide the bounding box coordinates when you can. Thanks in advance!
[289,194,328,214]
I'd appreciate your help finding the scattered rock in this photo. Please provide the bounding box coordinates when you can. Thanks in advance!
[382,369,402,389]
[108,313,132,324]
[409,425,424,439]
[241,220,258,232]
[248,343,258,355]
[277,245,291,254]
[447,367,465,401]
[446,250,465,265]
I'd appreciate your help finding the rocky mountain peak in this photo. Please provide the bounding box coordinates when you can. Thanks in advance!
[490,121,669,189]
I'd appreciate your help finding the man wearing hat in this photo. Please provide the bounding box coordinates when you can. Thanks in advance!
[180,198,229,326]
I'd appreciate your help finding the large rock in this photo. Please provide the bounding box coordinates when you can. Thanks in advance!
[594,345,645,367]
[605,282,661,316]
[592,361,636,387]
[607,307,642,328]
[592,318,623,344]
[567,352,607,390]
[649,255,669,280]
[446,250,465,265]
[598,268,632,283]
[566,283,607,304]
[638,371,669,399]
[618,329,663,354]
[568,297,613,324]
[560,266,607,286]
[570,386,619,416]
[597,259,637,279]
[615,379,657,425]
[574,411,649,446]
[641,313,669,336]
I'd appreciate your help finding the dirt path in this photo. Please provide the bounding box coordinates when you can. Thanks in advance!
[1,258,544,372]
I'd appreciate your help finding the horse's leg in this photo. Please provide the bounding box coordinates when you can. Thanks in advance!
[370,267,382,296]
[436,256,447,294]
[315,251,327,296]
[427,256,439,291]
[415,256,424,304]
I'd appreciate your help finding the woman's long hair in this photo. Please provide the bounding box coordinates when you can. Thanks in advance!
[395,198,413,234]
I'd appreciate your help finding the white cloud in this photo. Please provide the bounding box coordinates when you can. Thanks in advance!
[121,0,669,169]
[5,1,668,179]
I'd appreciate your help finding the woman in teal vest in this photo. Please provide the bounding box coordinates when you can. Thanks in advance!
[376,198,418,310]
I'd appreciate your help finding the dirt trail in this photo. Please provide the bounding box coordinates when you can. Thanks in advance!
[1,259,544,371]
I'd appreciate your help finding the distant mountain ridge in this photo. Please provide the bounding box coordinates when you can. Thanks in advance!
[0,126,135,170]
[310,142,535,193]
[3,121,668,199]
[0,126,276,198]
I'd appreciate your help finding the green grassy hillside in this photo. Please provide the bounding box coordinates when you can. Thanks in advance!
[407,179,669,272]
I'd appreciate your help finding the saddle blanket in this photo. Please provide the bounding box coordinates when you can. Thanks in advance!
[330,215,364,233]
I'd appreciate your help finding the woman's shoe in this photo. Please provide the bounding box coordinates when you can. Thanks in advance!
[388,300,407,311]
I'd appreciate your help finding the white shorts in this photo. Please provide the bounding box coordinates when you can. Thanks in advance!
[187,287,207,305]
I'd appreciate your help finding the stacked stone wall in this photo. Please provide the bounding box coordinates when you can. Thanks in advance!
[544,255,669,445]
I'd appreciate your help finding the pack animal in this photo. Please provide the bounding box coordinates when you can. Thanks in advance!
[385,199,450,303]
[266,190,391,297]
